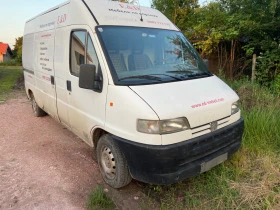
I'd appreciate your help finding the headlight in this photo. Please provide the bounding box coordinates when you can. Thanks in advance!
[137,117,190,134]
[231,101,239,115]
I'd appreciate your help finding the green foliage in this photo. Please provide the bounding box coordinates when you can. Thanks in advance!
[88,185,115,210]
[272,73,280,93]
[242,108,280,154]
[256,49,280,90]
[153,0,280,83]
[0,59,22,66]
[0,67,22,102]
[152,0,199,29]
[12,37,23,65]
[221,0,280,83]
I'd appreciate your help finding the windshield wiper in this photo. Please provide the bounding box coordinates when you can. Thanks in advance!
[165,71,212,80]
[150,74,183,81]
[166,70,196,74]
[118,75,163,81]
[188,72,213,79]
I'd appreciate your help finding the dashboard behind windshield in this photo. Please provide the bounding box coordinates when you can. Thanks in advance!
[97,26,211,85]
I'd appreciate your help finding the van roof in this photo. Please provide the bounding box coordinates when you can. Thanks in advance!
[26,0,178,31]
[84,0,178,30]
[26,1,70,23]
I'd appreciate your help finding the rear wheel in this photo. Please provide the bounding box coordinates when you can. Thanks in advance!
[31,94,46,117]
[96,134,132,188]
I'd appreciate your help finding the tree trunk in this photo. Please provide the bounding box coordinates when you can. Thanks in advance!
[251,54,256,83]
[229,40,236,80]
[173,7,177,24]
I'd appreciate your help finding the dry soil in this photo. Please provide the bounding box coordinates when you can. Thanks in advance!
[0,92,155,210]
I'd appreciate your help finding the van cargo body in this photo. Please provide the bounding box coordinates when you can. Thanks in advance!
[23,0,244,188]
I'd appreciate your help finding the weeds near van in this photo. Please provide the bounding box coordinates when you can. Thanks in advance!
[0,67,22,103]
[140,80,280,209]
[88,185,115,210]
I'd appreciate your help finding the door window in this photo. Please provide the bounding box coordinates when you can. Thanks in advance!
[70,30,100,77]
[70,31,86,77]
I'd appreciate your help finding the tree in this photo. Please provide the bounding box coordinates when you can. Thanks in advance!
[221,0,280,85]
[152,0,199,28]
[153,0,280,84]
[13,36,23,64]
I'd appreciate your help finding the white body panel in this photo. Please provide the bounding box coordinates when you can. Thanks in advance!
[84,0,177,30]
[130,76,240,145]
[23,0,240,147]
[105,85,161,145]
[130,76,239,126]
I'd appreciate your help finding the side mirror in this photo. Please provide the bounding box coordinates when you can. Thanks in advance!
[79,64,103,92]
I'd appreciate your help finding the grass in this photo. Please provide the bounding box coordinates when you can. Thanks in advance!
[141,78,280,209]
[0,66,23,103]
[242,108,280,154]
[0,59,22,66]
[88,185,115,210]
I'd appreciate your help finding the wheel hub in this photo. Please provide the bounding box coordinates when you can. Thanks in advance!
[101,146,116,179]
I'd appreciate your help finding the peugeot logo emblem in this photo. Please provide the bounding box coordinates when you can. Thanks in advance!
[210,121,218,132]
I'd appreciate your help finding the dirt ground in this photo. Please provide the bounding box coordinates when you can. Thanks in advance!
[0,91,157,210]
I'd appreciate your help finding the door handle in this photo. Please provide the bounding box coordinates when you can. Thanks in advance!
[51,76,55,85]
[66,80,72,92]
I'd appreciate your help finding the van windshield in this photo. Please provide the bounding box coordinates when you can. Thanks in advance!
[97,26,211,85]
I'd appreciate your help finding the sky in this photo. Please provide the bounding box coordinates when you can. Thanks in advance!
[0,0,208,49]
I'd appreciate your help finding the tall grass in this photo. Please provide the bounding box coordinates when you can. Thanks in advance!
[227,78,280,154]
[243,108,280,154]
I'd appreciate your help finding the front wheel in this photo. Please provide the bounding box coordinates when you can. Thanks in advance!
[96,134,132,188]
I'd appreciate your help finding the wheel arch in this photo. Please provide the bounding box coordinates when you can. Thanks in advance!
[27,89,33,99]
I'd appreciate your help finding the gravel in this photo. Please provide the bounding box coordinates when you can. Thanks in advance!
[0,95,103,209]
[0,93,156,210]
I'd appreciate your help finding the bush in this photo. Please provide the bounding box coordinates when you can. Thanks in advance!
[256,49,280,90]
[0,59,22,66]
[272,74,280,94]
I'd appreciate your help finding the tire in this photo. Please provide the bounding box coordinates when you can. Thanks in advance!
[96,134,132,188]
[31,94,46,117]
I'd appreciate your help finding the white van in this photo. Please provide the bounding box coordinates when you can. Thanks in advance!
[23,0,244,188]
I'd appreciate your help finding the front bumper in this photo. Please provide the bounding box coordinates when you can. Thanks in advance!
[112,117,244,185]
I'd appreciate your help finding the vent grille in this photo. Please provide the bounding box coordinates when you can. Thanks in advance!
[191,116,230,138]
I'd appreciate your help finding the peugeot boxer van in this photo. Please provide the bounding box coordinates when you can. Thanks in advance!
[23,0,244,188]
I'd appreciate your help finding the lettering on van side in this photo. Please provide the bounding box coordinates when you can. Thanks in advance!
[146,20,171,26]
[191,98,225,109]
[40,22,55,29]
[41,34,52,38]
[42,75,51,82]
[38,36,53,72]
[57,14,67,24]
[42,67,52,72]
[119,4,140,11]
[108,8,158,18]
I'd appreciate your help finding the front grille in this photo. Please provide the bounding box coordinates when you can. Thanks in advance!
[178,120,243,166]
[191,116,231,138]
